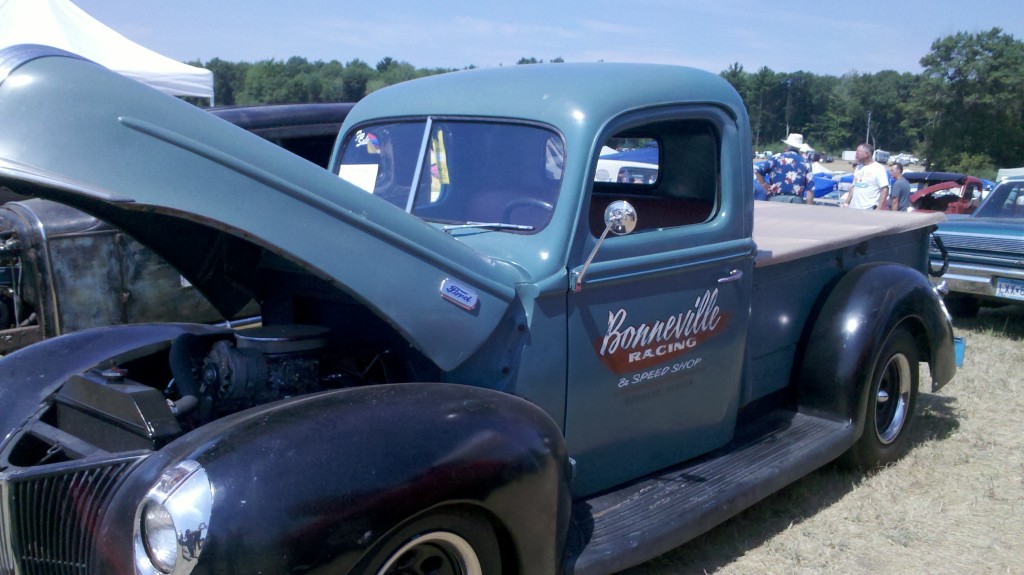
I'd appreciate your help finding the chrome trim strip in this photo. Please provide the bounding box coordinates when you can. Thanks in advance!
[0,479,17,575]
[404,118,434,214]
[13,202,63,335]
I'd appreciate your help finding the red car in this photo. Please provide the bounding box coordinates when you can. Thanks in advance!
[907,171,985,214]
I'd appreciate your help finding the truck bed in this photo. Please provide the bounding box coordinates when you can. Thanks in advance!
[752,202,945,267]
[745,201,944,407]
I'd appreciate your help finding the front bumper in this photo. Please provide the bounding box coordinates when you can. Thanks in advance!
[930,259,1024,303]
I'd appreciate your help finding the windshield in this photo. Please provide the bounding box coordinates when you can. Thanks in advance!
[975,180,1024,218]
[337,119,564,232]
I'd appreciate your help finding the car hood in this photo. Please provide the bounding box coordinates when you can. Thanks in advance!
[936,216,1024,236]
[0,46,525,371]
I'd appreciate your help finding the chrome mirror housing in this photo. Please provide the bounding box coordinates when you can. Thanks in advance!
[573,200,637,293]
[604,200,637,235]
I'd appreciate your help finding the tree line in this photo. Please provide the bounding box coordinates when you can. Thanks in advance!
[189,28,1023,179]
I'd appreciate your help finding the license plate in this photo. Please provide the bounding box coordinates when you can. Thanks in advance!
[995,277,1024,301]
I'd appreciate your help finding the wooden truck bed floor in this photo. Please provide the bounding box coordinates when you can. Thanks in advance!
[753,202,945,267]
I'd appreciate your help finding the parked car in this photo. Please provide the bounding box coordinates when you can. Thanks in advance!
[890,152,920,166]
[210,102,354,168]
[930,177,1024,315]
[906,171,985,214]
[0,102,351,352]
[595,143,659,183]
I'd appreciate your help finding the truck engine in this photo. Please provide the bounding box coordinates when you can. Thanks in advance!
[168,324,330,424]
[2,316,435,473]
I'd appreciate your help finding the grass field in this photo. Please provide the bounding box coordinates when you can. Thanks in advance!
[621,304,1023,575]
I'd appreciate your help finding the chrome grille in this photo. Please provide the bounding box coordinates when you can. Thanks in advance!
[1,482,14,575]
[936,231,1024,257]
[1,457,139,575]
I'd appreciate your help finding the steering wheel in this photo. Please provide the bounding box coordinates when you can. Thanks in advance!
[501,198,554,224]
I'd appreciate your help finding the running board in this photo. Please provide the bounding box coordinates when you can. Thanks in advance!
[564,410,855,575]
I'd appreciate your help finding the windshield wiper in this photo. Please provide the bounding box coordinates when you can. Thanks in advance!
[442,221,535,234]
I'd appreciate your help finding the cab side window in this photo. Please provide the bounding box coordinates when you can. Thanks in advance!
[590,119,719,235]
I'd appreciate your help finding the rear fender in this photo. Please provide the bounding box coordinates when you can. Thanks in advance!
[797,263,956,436]
[97,382,571,575]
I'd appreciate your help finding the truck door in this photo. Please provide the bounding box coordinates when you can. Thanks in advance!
[565,111,755,497]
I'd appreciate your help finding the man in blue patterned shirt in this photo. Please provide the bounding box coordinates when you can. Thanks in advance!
[754,133,815,204]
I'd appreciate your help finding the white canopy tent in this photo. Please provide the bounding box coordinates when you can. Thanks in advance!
[0,0,214,103]
[997,167,1024,182]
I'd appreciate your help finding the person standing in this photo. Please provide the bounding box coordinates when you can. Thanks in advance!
[889,162,911,211]
[844,143,890,209]
[810,152,833,175]
[755,133,815,205]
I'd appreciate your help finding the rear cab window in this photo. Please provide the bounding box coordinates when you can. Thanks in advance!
[589,118,719,236]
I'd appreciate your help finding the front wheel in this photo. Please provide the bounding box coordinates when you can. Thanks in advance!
[362,510,503,575]
[845,326,920,470]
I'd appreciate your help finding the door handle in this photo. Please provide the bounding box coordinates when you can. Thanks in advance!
[717,269,744,283]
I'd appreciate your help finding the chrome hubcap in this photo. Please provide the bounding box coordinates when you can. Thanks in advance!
[875,352,911,445]
[377,531,482,575]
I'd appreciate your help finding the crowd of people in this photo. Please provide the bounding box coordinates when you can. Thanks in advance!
[754,135,912,211]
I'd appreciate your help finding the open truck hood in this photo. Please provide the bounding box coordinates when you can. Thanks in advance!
[0,45,523,371]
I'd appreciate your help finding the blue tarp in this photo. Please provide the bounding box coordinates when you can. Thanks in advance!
[812,173,838,197]
[602,146,659,164]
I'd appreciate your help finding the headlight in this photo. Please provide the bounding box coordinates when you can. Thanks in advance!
[142,503,178,573]
[134,460,213,575]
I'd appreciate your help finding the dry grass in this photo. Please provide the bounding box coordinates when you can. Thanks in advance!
[620,304,1024,575]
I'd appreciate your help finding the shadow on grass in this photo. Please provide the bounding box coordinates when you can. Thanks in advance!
[953,304,1024,340]
[913,391,960,444]
[617,384,961,574]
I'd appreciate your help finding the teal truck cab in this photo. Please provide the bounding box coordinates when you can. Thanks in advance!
[0,47,956,575]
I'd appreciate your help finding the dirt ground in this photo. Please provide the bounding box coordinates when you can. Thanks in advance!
[816,160,926,175]
[619,304,1024,574]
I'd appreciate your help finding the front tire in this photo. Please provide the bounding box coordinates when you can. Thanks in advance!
[846,326,920,470]
[362,510,502,575]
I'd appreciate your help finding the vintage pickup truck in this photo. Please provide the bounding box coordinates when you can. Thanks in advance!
[0,46,956,575]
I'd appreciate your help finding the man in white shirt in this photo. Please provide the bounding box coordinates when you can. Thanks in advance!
[844,144,890,209]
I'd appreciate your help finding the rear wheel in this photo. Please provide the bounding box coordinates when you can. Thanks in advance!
[846,326,919,470]
[363,511,502,575]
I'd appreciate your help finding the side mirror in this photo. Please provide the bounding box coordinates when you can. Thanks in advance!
[573,200,637,293]
[603,200,637,235]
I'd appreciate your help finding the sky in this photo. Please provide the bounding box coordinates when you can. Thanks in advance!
[71,0,1024,76]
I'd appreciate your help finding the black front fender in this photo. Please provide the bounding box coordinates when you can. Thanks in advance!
[798,263,956,433]
[99,383,571,575]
